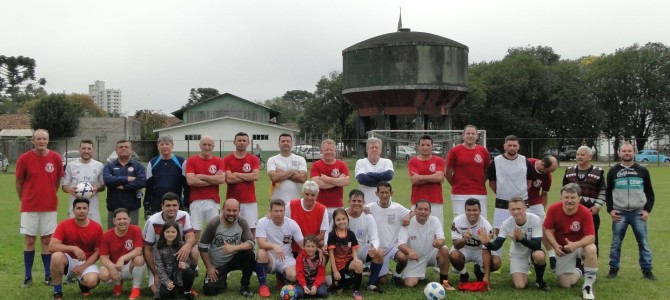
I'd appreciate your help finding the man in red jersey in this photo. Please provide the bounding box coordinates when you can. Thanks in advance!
[528,155,558,221]
[16,129,63,288]
[224,132,260,236]
[408,135,445,226]
[311,139,350,218]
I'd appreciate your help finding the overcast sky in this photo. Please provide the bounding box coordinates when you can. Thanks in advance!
[2,0,668,116]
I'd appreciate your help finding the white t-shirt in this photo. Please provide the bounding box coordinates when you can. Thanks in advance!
[365,201,410,251]
[450,214,493,252]
[492,154,529,200]
[256,217,304,258]
[343,212,380,249]
[267,154,307,202]
[143,211,195,245]
[284,199,330,233]
[497,213,543,257]
[398,215,444,256]
[62,159,105,214]
[355,158,394,205]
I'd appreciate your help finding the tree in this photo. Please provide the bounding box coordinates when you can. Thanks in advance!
[31,94,79,140]
[298,71,355,140]
[65,94,107,117]
[263,90,314,123]
[182,87,220,108]
[134,109,169,140]
[0,55,48,113]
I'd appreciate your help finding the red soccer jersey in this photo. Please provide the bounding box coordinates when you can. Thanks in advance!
[223,153,259,203]
[528,158,552,206]
[310,160,349,208]
[100,225,143,263]
[408,155,445,205]
[543,202,595,247]
[289,199,327,253]
[16,150,63,212]
[52,218,103,259]
[186,155,225,204]
[445,144,490,195]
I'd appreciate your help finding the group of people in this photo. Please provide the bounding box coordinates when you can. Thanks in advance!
[15,127,656,300]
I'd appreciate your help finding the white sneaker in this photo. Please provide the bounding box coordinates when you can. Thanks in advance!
[582,286,595,300]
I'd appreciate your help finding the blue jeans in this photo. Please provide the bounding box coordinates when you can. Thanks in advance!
[609,209,653,271]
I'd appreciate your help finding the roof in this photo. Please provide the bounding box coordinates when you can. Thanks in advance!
[154,115,300,133]
[0,114,32,130]
[343,30,468,53]
[0,128,34,137]
[171,93,280,120]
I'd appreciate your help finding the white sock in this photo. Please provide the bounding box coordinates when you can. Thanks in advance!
[583,267,597,288]
[132,265,146,288]
[547,250,555,257]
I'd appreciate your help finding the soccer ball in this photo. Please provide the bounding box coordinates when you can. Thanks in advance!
[424,281,446,300]
[75,182,95,199]
[279,284,296,300]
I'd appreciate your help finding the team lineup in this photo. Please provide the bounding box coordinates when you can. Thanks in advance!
[16,126,656,300]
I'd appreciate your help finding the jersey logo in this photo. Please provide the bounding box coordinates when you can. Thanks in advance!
[617,168,638,177]
[570,221,582,232]
[128,166,134,172]
[331,168,341,177]
[124,239,134,251]
[533,179,543,188]
[243,163,252,172]
[429,163,436,172]
[45,162,55,173]
[208,165,218,174]
[283,235,293,244]
[474,154,483,164]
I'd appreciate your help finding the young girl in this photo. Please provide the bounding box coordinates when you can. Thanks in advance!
[295,235,328,299]
[327,208,363,300]
[153,221,196,300]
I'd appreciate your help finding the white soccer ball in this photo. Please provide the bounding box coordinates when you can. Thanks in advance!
[75,182,95,199]
[424,281,446,300]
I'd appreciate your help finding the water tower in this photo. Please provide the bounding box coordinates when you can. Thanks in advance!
[342,21,469,157]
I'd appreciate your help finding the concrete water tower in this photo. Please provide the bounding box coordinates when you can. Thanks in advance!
[342,19,469,156]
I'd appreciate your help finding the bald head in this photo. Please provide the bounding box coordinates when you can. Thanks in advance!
[221,198,241,224]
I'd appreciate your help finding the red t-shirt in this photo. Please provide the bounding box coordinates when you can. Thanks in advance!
[528,158,552,206]
[310,160,349,208]
[543,202,595,247]
[289,199,327,253]
[186,155,225,204]
[100,225,144,263]
[16,150,63,212]
[223,153,259,203]
[408,155,445,205]
[52,218,103,259]
[445,144,490,195]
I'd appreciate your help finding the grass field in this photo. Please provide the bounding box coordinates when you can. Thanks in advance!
[1,160,668,299]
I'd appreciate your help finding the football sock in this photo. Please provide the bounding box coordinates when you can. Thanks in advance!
[459,268,467,274]
[583,267,597,288]
[534,262,546,283]
[24,250,35,279]
[53,284,63,294]
[439,273,449,283]
[255,263,268,286]
[132,264,146,288]
[41,253,52,277]
[353,272,362,291]
[547,249,555,258]
[368,262,382,286]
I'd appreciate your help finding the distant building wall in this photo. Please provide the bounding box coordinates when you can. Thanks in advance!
[52,117,141,161]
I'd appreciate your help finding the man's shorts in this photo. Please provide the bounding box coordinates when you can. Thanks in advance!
[451,195,488,219]
[356,243,374,262]
[269,252,297,274]
[379,245,400,276]
[509,254,534,274]
[101,262,135,282]
[449,247,485,267]
[189,199,219,231]
[402,247,444,279]
[528,204,546,221]
[240,203,258,229]
[556,247,583,275]
[65,253,99,280]
[20,211,57,236]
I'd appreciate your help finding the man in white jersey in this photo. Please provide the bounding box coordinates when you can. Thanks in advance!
[268,133,307,202]
[364,181,412,287]
[355,137,394,205]
[449,198,500,285]
[397,200,454,290]
[62,139,106,224]
[255,199,305,298]
[478,197,550,291]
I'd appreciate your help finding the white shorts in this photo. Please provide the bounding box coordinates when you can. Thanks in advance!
[189,199,219,231]
[379,245,400,276]
[65,253,100,280]
[451,195,488,219]
[527,204,546,222]
[509,254,533,274]
[449,247,485,267]
[356,243,372,261]
[411,203,444,227]
[269,252,296,274]
[402,247,444,279]
[493,208,512,228]
[101,262,134,283]
[556,247,583,275]
[240,203,259,229]
[20,211,57,236]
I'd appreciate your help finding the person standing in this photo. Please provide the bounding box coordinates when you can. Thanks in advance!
[224,132,260,235]
[445,125,491,218]
[528,155,558,269]
[355,137,394,205]
[61,139,106,224]
[606,142,656,280]
[267,133,307,202]
[311,139,350,216]
[103,139,146,229]
[16,129,63,287]
[408,135,445,226]
[144,135,189,218]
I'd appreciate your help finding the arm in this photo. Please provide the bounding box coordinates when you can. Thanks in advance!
[123,162,146,190]
[186,172,211,187]
[518,237,543,251]
[356,173,379,186]
[312,175,336,189]
[488,162,497,193]
[410,171,445,185]
[103,163,132,188]
[152,247,172,286]
[15,177,24,200]
[605,168,615,213]
[543,228,564,256]
[445,166,455,186]
[642,169,655,213]
[144,245,158,276]
[295,253,307,287]
[319,174,350,187]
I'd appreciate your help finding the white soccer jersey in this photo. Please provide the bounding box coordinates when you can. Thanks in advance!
[450,214,493,252]
[398,215,445,257]
[498,213,543,257]
[256,217,304,258]
[346,212,380,249]
[355,158,394,205]
[62,159,104,215]
[366,201,410,252]
[142,210,194,245]
[492,154,529,200]
[267,154,307,202]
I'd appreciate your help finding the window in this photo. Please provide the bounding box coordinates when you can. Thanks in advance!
[252,134,268,141]
[185,134,201,141]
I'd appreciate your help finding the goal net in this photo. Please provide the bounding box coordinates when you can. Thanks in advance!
[367,129,487,160]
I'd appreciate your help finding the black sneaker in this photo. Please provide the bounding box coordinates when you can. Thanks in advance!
[363,266,371,275]
[607,269,618,279]
[240,285,254,298]
[536,281,551,292]
[549,257,556,272]
[473,264,484,281]
[367,284,384,293]
[392,276,404,288]
[78,282,92,296]
[21,276,32,288]
[459,272,470,283]
[643,271,657,281]
[51,292,63,300]
[45,275,52,286]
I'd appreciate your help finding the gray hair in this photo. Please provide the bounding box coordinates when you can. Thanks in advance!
[157,135,173,144]
[560,183,582,195]
[302,180,319,194]
[366,137,382,148]
[577,145,592,156]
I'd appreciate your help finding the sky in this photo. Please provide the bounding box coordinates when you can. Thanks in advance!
[2,0,668,116]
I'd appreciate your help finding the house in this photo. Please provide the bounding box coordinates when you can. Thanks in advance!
[155,93,299,154]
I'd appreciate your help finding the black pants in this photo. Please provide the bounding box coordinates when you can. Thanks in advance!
[593,213,600,256]
[203,250,255,296]
[159,267,196,299]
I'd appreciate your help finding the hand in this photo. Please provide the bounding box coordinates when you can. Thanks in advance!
[178,261,188,270]
[640,210,649,221]
[590,206,600,215]
[362,207,371,215]
[273,245,285,261]
[610,210,621,222]
[554,245,566,257]
[512,228,523,241]
[432,238,444,249]
[408,250,420,261]
[207,266,219,282]
[477,227,490,244]
[110,268,121,281]
[73,247,86,261]
[562,238,576,253]
[167,281,175,290]
[333,270,341,281]
[310,286,317,295]
[114,259,125,271]
[401,215,411,226]
[72,264,86,277]
[462,230,472,241]
[128,176,136,182]
[176,243,191,262]
[409,173,421,184]
[367,246,378,258]
[303,285,311,295]
[222,242,235,254]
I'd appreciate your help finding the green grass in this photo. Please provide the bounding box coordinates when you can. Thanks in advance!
[1,160,668,299]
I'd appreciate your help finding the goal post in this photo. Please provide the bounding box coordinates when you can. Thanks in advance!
[367,129,487,161]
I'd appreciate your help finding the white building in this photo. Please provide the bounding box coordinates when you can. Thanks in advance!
[88,80,122,114]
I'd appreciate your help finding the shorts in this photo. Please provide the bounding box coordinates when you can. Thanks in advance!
[269,252,297,274]
[449,247,485,266]
[101,262,134,283]
[189,199,219,230]
[411,203,444,227]
[555,247,583,275]
[239,203,258,229]
[379,245,400,276]
[451,195,488,219]
[493,207,512,228]
[20,211,57,236]
[527,204,546,221]
[356,243,373,262]
[402,247,444,279]
[509,254,533,274]
[65,253,100,280]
